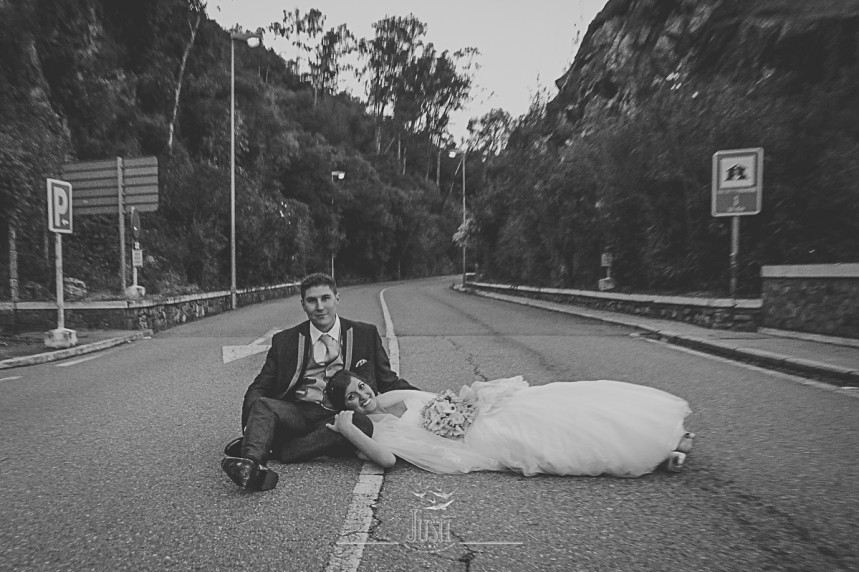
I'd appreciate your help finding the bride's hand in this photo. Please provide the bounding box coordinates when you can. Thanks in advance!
[326,411,355,434]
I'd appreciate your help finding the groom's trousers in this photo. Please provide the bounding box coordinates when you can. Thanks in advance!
[241,397,373,463]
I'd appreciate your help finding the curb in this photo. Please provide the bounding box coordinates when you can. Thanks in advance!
[643,330,859,387]
[0,330,152,370]
[457,286,859,387]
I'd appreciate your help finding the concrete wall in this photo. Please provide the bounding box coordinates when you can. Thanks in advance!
[0,283,299,333]
[467,282,761,331]
[761,264,859,339]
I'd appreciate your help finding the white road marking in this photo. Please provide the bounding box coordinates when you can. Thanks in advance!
[222,328,280,364]
[250,328,280,346]
[0,376,23,382]
[325,288,399,572]
[639,336,859,399]
[56,351,113,367]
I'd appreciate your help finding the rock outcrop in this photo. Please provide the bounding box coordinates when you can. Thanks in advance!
[548,0,859,136]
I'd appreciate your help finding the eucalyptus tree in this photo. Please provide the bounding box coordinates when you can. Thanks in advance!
[270,8,324,80]
[270,9,354,106]
[167,0,206,154]
[419,46,479,183]
[467,108,513,159]
[359,15,427,154]
[313,24,356,102]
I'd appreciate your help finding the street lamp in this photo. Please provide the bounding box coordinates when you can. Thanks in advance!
[449,150,467,287]
[330,171,346,278]
[230,30,261,310]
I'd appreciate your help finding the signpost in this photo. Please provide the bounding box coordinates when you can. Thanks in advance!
[712,148,763,297]
[598,252,615,291]
[127,207,145,299]
[45,179,77,348]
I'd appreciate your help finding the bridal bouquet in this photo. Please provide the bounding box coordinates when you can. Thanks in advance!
[421,389,477,439]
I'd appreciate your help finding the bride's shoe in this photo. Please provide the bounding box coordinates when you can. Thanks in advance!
[664,451,686,473]
[676,432,695,454]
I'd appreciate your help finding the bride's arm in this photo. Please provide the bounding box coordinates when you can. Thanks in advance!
[376,389,432,408]
[326,411,397,468]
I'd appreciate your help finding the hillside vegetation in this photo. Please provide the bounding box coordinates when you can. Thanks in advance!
[1,0,475,299]
[463,0,859,296]
[3,0,858,302]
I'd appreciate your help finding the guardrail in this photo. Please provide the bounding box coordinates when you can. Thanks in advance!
[465,281,762,331]
[0,282,299,332]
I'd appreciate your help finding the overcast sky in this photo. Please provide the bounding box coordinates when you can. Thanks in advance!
[210,0,607,142]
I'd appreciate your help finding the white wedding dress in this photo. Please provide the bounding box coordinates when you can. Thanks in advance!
[368,377,692,477]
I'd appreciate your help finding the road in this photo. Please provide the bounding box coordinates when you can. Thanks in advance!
[1,276,856,571]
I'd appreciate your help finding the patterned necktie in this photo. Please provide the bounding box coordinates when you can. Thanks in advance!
[320,333,339,364]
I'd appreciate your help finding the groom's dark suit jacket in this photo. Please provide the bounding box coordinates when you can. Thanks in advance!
[242,317,416,427]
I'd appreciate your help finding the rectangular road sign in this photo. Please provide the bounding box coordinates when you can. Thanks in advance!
[712,148,763,217]
[132,248,143,268]
[62,156,159,216]
[47,178,73,233]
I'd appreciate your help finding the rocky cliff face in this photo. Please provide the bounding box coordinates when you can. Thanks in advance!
[548,0,859,136]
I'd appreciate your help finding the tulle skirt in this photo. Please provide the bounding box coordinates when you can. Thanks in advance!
[371,378,691,477]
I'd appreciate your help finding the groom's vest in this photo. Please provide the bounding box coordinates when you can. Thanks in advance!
[293,342,344,404]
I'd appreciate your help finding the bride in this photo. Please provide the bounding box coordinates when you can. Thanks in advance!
[324,370,694,477]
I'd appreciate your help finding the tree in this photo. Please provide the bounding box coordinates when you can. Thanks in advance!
[311,24,356,104]
[467,108,512,158]
[359,15,427,154]
[270,9,356,106]
[167,0,205,154]
[270,8,324,80]
[413,46,478,181]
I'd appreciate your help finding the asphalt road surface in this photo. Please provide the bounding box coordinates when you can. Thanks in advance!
[2,276,856,571]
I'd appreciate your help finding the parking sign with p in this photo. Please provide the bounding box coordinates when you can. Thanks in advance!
[47,178,73,233]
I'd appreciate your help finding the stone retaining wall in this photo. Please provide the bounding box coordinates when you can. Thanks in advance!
[467,282,762,331]
[0,283,299,333]
[761,264,859,339]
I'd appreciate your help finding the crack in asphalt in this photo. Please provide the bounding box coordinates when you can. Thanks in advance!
[444,337,489,383]
[695,472,858,570]
[427,296,579,382]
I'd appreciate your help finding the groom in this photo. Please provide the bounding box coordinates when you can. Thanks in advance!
[221,272,417,491]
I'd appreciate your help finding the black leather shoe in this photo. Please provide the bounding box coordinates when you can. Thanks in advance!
[220,456,279,491]
[221,456,258,488]
[224,436,243,457]
[250,466,279,491]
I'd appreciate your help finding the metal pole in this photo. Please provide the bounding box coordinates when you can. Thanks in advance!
[461,152,466,287]
[55,233,64,329]
[9,222,18,302]
[230,39,237,310]
[117,157,126,292]
[730,216,740,297]
[330,182,335,279]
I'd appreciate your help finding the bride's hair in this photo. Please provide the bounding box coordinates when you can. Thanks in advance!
[325,370,374,411]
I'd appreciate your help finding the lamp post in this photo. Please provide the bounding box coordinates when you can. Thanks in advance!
[330,171,346,278]
[230,30,261,310]
[449,150,467,287]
